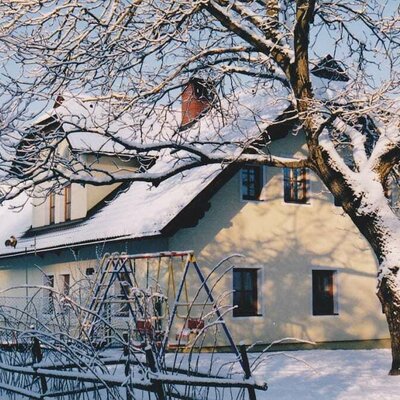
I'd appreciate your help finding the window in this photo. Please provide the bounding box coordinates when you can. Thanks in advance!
[64,185,71,221]
[312,270,338,316]
[283,167,308,204]
[49,193,56,224]
[241,166,264,201]
[60,274,70,312]
[43,274,54,314]
[61,274,70,296]
[233,269,259,317]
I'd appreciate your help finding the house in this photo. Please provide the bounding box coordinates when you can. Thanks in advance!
[0,62,389,348]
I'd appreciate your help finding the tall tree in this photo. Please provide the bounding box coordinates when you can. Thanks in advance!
[0,0,400,373]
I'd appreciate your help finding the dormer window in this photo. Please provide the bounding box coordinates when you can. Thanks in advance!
[283,167,308,204]
[241,166,264,201]
[49,193,56,224]
[64,185,71,221]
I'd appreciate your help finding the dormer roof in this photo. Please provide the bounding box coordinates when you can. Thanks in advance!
[311,54,349,82]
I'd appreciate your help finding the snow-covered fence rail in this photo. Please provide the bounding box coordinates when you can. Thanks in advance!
[0,359,267,394]
[0,342,268,399]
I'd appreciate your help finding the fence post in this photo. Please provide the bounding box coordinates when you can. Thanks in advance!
[239,343,257,400]
[32,336,48,395]
[124,336,133,400]
[145,346,165,400]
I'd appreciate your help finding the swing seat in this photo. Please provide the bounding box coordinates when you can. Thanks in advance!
[136,320,153,336]
[175,328,191,343]
[187,318,204,331]
[174,319,205,344]
[136,320,165,344]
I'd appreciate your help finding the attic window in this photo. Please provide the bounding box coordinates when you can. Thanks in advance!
[49,193,56,224]
[64,185,72,221]
[241,166,264,201]
[283,168,308,204]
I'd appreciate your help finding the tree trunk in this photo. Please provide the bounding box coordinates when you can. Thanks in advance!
[308,143,400,375]
[377,271,400,375]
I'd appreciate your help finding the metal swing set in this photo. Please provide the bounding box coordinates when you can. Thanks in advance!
[82,250,237,352]
[0,250,267,400]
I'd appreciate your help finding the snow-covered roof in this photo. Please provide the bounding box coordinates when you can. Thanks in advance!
[3,85,286,255]
[0,79,297,257]
[0,163,222,257]
[67,131,137,155]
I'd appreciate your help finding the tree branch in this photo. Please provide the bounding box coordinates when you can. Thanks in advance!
[205,1,292,77]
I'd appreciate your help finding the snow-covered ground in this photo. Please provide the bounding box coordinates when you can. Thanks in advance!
[251,349,398,399]
[1,347,398,399]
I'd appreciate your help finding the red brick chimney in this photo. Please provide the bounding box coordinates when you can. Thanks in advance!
[181,78,214,127]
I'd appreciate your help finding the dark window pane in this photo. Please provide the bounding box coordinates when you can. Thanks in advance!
[312,270,336,315]
[62,274,70,296]
[283,168,291,202]
[241,166,263,200]
[233,269,258,317]
[334,196,342,207]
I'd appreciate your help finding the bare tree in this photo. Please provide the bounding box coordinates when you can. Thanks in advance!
[0,0,400,374]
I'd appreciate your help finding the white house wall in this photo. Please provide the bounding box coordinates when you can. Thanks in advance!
[0,132,389,347]
[170,134,388,345]
[0,237,168,310]
[32,183,87,227]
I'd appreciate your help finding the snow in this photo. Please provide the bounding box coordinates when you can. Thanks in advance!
[168,348,398,400]
[312,75,350,103]
[250,349,398,400]
[0,81,291,256]
[106,348,399,400]
[52,83,290,154]
[0,193,32,250]
[2,346,398,399]
[112,348,400,399]
[0,163,222,256]
[67,131,137,155]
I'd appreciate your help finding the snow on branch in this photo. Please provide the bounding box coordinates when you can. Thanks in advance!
[205,1,292,76]
[332,117,368,170]
[367,116,400,180]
